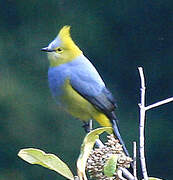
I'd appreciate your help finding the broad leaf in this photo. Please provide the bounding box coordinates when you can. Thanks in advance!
[104,154,118,177]
[18,148,74,180]
[77,127,113,180]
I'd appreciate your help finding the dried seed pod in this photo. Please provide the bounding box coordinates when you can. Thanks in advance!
[86,134,132,180]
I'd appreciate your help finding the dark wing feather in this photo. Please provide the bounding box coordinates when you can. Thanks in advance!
[70,76,129,156]
[71,84,117,118]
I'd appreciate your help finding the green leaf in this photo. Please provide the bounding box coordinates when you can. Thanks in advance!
[18,148,74,180]
[104,154,118,177]
[77,127,113,180]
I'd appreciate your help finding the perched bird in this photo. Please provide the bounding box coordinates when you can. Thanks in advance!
[41,26,129,156]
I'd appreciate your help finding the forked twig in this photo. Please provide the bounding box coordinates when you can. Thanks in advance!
[133,141,137,180]
[138,67,173,180]
[138,67,148,180]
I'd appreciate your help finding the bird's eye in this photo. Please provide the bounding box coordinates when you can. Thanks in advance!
[56,47,63,53]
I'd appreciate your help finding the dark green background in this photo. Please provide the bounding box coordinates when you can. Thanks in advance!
[0,0,173,179]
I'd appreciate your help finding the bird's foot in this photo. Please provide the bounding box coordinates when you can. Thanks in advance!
[82,122,90,133]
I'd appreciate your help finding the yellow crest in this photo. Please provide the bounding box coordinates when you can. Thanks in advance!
[47,26,82,67]
[58,25,71,41]
[58,25,81,52]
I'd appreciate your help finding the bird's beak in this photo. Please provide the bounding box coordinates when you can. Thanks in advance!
[41,47,55,52]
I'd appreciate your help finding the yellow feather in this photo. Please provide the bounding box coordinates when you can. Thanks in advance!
[61,79,112,127]
[58,26,71,41]
[58,25,82,53]
[94,113,112,127]
[48,25,82,67]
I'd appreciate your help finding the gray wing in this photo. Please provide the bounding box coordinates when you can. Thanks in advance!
[70,71,117,118]
[69,58,129,156]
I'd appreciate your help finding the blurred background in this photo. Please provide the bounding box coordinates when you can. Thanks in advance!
[0,0,173,179]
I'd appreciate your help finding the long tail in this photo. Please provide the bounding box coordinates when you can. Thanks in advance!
[93,111,129,156]
[111,119,129,156]
[109,112,129,157]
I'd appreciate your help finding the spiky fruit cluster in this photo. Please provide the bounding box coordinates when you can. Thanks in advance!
[86,134,132,180]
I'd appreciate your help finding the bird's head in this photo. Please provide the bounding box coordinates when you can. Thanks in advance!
[41,26,82,67]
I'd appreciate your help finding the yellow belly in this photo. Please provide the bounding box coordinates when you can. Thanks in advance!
[61,79,112,127]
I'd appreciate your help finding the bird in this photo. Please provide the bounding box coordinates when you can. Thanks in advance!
[41,25,129,157]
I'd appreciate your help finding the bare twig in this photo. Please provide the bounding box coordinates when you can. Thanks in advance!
[74,176,80,180]
[95,139,104,147]
[119,167,135,180]
[138,67,148,180]
[138,67,173,180]
[117,168,126,180]
[133,142,137,180]
[145,97,173,110]
[89,119,93,131]
[89,120,105,147]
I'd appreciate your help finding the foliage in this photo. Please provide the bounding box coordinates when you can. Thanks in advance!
[103,155,118,177]
[18,128,163,179]
[18,148,74,180]
[18,127,113,180]
[0,0,173,179]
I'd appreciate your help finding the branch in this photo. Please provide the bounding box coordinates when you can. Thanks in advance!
[74,176,80,180]
[119,167,135,180]
[89,120,105,147]
[138,67,173,180]
[133,141,138,180]
[145,97,173,110]
[138,67,148,180]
